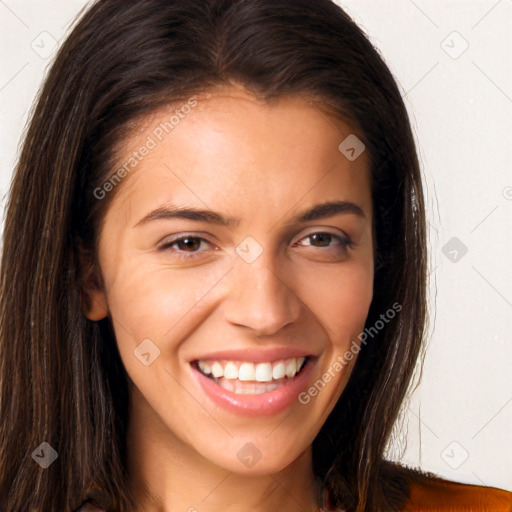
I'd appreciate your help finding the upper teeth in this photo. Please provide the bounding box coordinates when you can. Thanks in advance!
[197,357,306,382]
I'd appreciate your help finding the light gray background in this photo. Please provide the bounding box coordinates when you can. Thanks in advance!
[0,0,511,491]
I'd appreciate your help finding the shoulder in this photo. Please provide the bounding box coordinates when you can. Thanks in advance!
[399,466,512,511]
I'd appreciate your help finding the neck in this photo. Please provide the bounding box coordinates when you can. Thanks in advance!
[126,386,321,512]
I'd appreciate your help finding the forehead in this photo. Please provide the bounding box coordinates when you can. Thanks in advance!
[106,88,372,227]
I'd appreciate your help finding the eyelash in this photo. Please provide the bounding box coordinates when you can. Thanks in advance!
[159,232,354,260]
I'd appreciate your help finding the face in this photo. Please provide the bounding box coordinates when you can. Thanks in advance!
[84,86,374,476]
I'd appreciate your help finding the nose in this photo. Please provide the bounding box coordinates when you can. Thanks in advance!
[222,250,302,336]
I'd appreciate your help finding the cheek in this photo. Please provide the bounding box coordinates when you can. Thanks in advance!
[301,260,373,344]
[104,262,228,350]
[294,262,372,416]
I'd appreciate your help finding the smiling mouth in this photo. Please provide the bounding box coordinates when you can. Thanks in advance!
[191,357,310,395]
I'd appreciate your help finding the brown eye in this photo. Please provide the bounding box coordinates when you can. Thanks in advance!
[297,232,351,249]
[173,237,202,252]
[160,235,214,260]
[306,233,335,247]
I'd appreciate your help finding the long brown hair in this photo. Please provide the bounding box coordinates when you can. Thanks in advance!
[0,1,428,510]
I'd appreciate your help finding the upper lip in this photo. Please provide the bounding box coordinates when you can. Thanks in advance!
[190,347,317,364]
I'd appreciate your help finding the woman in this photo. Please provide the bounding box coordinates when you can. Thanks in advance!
[0,1,510,511]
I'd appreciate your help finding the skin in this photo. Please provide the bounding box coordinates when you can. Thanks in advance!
[83,84,374,512]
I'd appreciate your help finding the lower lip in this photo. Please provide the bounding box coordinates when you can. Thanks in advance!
[190,358,316,417]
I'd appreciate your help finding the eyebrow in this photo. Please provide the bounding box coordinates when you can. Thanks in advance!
[134,200,366,229]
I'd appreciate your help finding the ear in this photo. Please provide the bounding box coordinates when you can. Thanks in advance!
[78,244,109,321]
[83,285,109,321]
